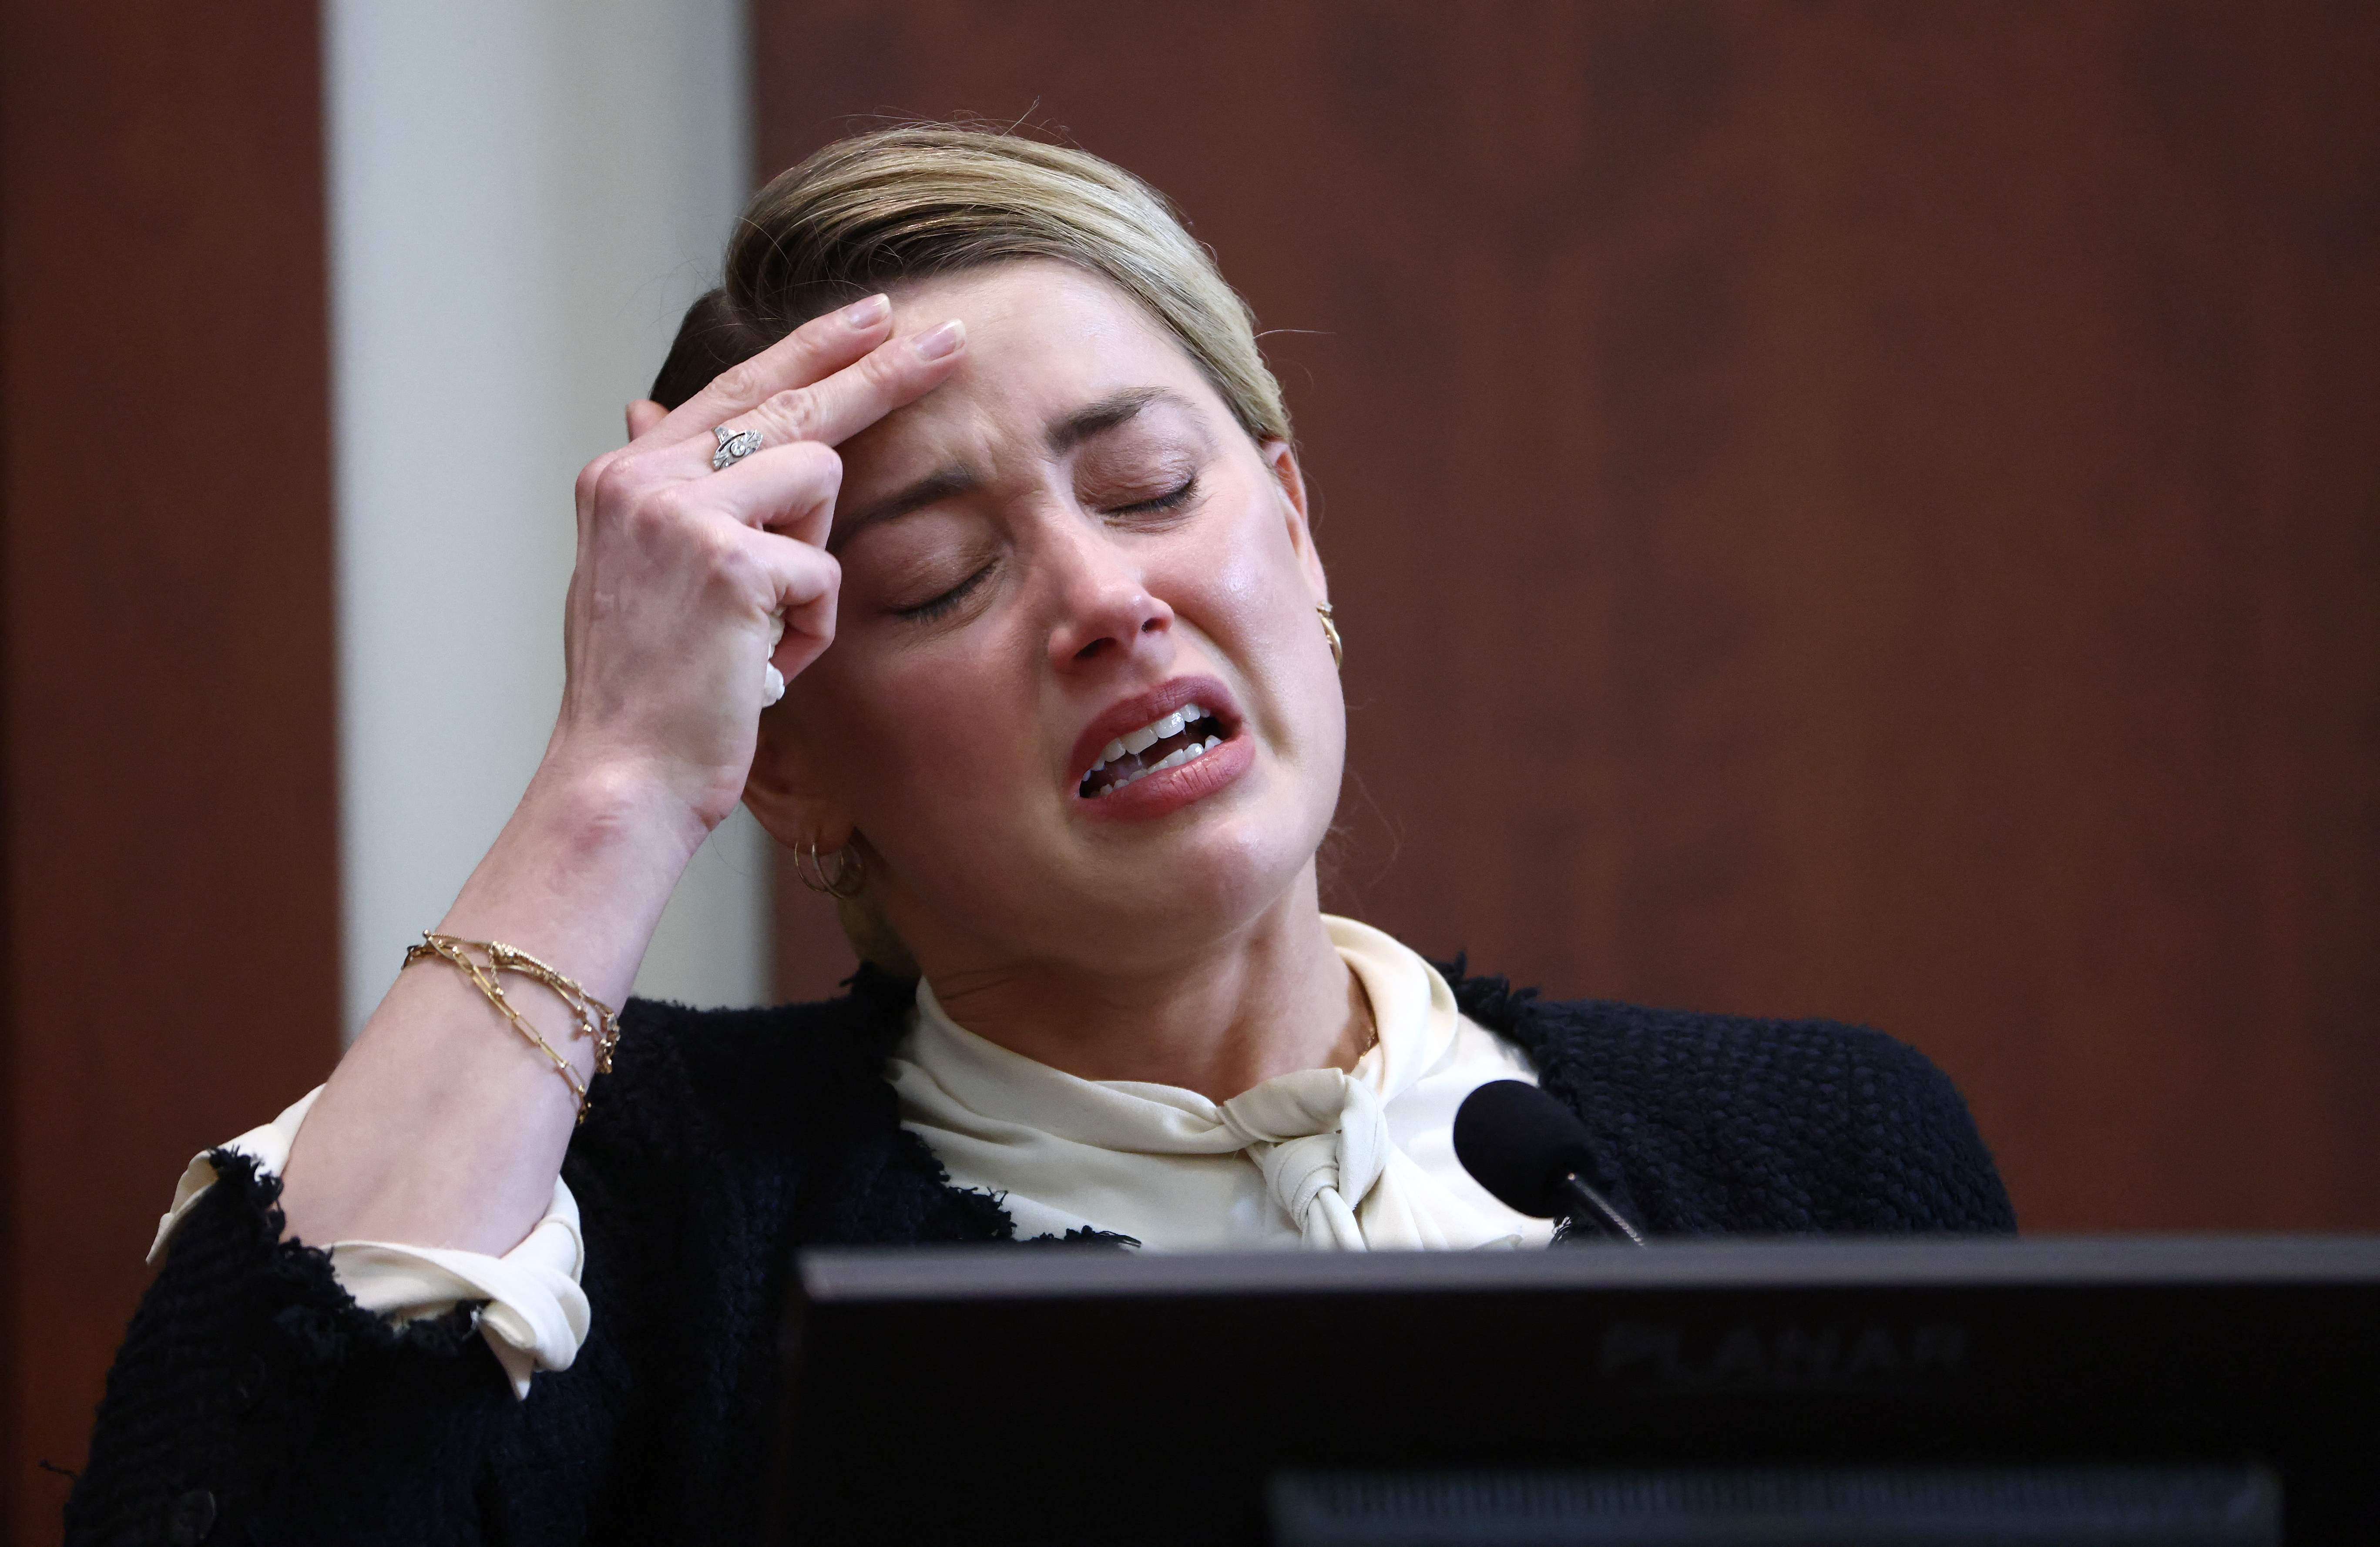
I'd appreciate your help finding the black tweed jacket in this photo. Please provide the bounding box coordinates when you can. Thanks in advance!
[66,962,2014,1545]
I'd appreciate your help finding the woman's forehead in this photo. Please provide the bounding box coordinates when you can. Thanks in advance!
[843,262,1231,481]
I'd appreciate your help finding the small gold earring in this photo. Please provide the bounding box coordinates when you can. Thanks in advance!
[795,839,866,899]
[1316,602,1343,669]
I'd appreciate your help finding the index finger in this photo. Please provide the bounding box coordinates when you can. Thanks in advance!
[639,293,895,452]
[717,317,967,468]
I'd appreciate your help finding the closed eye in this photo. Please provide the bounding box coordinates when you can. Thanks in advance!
[896,562,994,623]
[1109,476,1198,517]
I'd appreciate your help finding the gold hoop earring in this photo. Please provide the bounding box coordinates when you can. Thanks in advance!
[1316,602,1343,670]
[795,839,866,899]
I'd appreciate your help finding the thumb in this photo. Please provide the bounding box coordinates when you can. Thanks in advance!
[624,398,668,443]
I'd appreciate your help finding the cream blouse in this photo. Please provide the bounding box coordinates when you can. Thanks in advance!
[889,916,1552,1251]
[151,916,1549,1399]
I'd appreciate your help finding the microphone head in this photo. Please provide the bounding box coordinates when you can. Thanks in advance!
[1453,1079,1598,1218]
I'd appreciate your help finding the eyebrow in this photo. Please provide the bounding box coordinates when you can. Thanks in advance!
[830,386,1195,551]
[829,466,978,553]
[1046,386,1184,454]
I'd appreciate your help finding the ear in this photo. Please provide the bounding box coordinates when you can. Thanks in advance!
[1260,439,1329,603]
[741,706,855,855]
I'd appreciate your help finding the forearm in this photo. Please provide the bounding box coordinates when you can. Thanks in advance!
[70,1152,522,1546]
[278,293,937,1258]
[280,759,707,1255]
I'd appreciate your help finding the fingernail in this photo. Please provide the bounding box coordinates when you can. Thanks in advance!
[843,293,890,327]
[912,319,965,361]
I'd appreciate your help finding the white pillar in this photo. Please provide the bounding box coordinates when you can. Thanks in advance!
[326,0,762,1037]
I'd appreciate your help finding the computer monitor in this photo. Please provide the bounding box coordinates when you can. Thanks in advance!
[772,1236,2380,1545]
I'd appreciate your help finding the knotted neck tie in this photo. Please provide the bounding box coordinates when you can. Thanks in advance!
[1217,1067,1444,1250]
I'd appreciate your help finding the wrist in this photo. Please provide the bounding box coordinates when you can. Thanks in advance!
[435,757,718,1009]
[517,754,716,871]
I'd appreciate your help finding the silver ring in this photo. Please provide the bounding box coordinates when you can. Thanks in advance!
[711,425,763,472]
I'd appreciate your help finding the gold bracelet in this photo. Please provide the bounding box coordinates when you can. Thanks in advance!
[466,935,621,1075]
[402,933,621,1121]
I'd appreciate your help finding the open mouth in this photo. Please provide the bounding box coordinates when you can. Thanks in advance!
[1078,703,1229,799]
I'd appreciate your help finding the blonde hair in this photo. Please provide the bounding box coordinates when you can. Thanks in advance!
[651,124,1293,976]
[652,123,1290,444]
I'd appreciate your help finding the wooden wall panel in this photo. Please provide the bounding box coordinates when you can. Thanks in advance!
[757,1,2380,1231]
[0,1,338,1535]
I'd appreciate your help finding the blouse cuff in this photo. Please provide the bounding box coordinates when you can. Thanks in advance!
[148,1085,590,1400]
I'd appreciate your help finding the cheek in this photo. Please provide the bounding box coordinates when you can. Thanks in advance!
[1180,501,1298,642]
[802,631,1040,824]
[1194,503,1344,786]
[1182,501,1327,705]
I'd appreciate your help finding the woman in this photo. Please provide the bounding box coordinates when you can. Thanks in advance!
[70,126,2011,1544]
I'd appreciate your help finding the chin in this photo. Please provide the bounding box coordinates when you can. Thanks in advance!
[1059,804,1329,968]
[880,734,1343,973]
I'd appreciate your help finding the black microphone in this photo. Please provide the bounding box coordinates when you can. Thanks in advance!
[1453,1080,1647,1246]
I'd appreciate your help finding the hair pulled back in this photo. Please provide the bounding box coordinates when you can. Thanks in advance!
[650,124,1290,446]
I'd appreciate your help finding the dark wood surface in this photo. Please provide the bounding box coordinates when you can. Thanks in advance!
[0,0,339,1531]
[757,1,2380,1233]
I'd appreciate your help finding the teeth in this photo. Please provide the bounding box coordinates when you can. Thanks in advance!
[1111,737,1216,793]
[1086,705,1229,792]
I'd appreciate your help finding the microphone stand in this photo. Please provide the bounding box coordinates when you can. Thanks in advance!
[1551,1170,1648,1247]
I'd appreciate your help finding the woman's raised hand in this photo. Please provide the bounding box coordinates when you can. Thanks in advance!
[277,298,963,1255]
[549,295,965,831]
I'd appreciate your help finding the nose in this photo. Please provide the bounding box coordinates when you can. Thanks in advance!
[1042,522,1173,674]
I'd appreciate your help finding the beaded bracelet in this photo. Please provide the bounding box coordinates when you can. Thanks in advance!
[403,933,621,1121]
